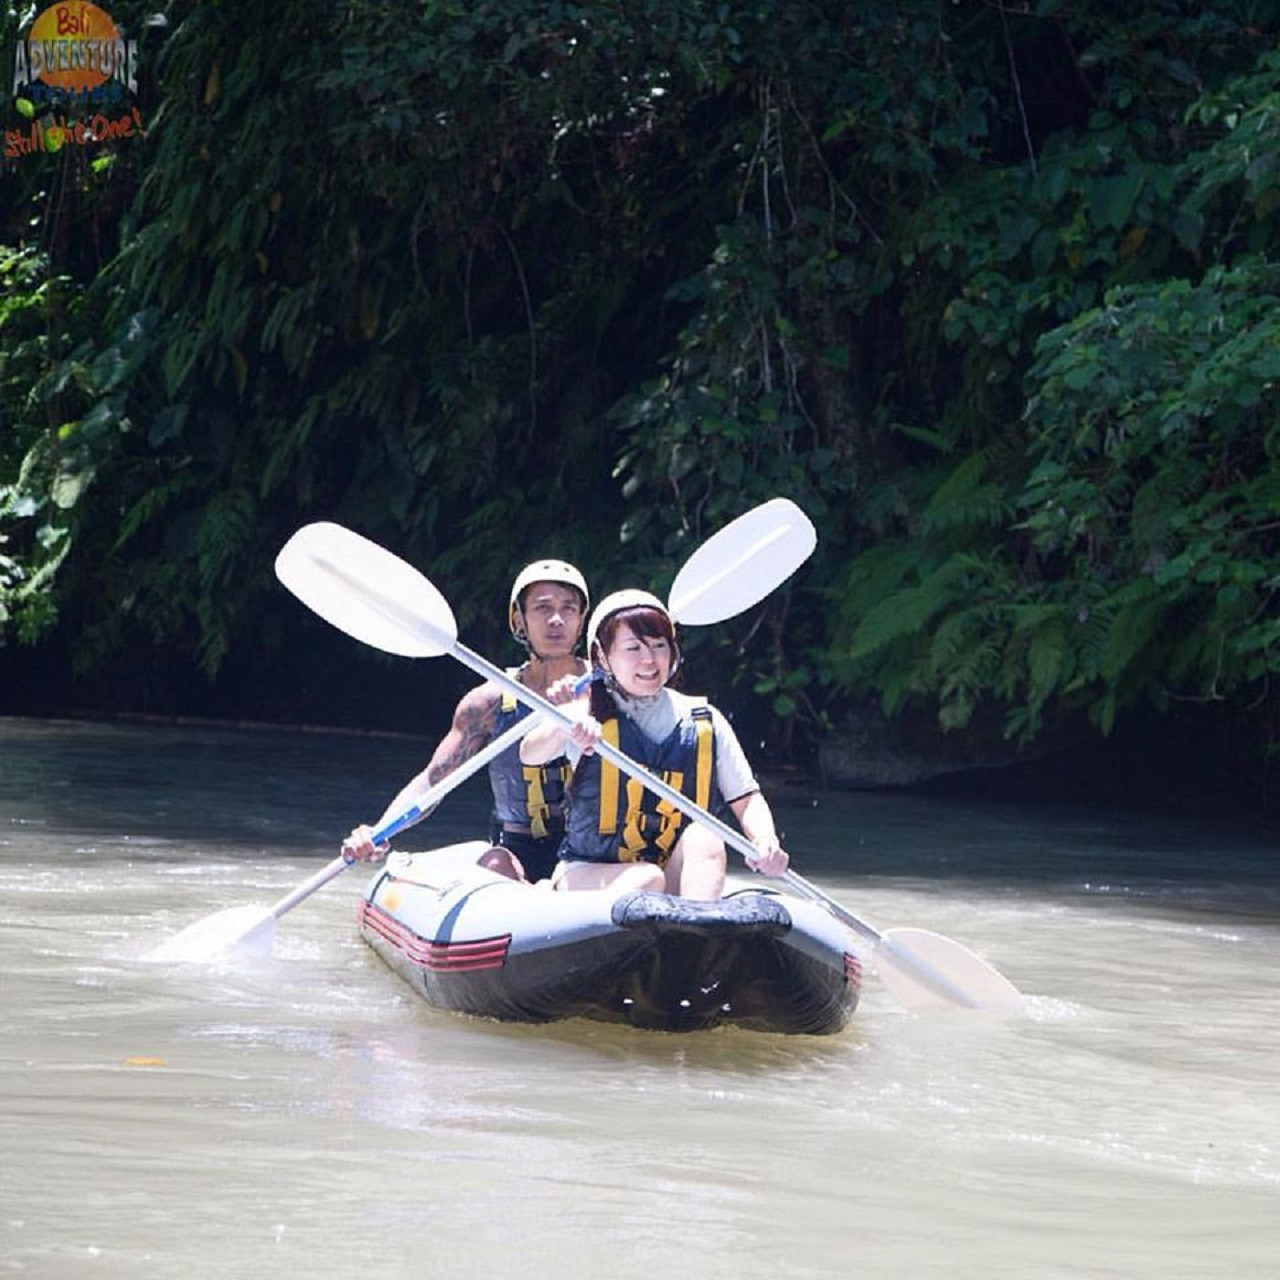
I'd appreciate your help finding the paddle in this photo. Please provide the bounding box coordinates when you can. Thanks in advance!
[773,874,1024,1013]
[144,713,539,962]
[275,506,1025,1014]
[665,497,817,623]
[149,499,816,963]
[273,497,817,661]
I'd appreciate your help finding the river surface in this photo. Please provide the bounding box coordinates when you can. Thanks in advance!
[1,716,1276,1279]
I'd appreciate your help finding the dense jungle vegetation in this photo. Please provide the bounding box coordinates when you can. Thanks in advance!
[3,1,1280,801]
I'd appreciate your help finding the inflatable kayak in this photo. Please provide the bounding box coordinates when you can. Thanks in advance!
[357,841,862,1034]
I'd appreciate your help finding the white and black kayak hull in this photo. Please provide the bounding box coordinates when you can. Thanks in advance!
[357,842,861,1035]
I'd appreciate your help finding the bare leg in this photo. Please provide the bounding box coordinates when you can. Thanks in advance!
[556,861,665,896]
[665,822,726,900]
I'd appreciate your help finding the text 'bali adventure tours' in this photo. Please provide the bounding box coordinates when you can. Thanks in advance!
[5,3,144,160]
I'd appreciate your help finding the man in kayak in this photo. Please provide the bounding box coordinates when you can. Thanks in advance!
[519,589,789,899]
[341,560,590,882]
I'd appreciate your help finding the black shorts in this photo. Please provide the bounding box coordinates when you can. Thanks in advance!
[492,826,563,884]
[559,846,670,869]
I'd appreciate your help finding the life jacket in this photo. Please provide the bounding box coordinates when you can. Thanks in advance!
[565,701,715,866]
[489,690,570,837]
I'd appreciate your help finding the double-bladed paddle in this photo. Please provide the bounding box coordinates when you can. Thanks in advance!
[273,505,1025,1015]
[148,499,817,962]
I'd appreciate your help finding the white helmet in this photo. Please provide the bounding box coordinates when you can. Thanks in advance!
[586,589,673,659]
[508,559,590,641]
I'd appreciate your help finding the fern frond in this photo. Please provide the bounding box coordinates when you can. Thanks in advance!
[920,451,1008,534]
[1101,595,1165,682]
[1026,618,1069,706]
[195,488,259,594]
[843,556,971,661]
[113,474,203,553]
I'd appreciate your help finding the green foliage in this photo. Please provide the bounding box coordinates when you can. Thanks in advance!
[1015,260,1280,727]
[4,0,1280,769]
[0,244,104,645]
[7,0,784,671]
[831,254,1280,742]
[0,1,158,648]
[821,13,1280,748]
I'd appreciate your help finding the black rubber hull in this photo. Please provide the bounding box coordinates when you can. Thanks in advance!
[358,853,860,1035]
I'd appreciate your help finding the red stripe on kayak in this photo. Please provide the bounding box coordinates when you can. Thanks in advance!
[844,952,862,988]
[359,900,511,973]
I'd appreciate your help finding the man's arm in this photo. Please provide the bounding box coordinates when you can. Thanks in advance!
[378,682,502,820]
[342,683,502,860]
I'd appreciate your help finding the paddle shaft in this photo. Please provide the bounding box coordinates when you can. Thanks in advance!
[299,545,852,927]
[159,499,818,962]
[263,710,543,922]
[285,554,1007,1008]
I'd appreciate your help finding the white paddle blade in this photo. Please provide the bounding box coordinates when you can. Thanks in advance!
[144,906,278,963]
[668,498,817,625]
[874,928,1026,1015]
[274,522,458,658]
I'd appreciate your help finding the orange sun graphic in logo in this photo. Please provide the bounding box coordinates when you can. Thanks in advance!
[28,3,121,93]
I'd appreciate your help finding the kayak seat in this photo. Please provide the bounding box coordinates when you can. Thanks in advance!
[611,889,792,937]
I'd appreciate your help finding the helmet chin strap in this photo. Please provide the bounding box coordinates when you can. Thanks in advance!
[513,614,541,661]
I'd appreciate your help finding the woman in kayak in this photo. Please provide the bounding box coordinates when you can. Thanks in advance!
[520,589,789,899]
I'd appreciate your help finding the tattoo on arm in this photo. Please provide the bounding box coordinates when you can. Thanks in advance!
[425,690,500,786]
